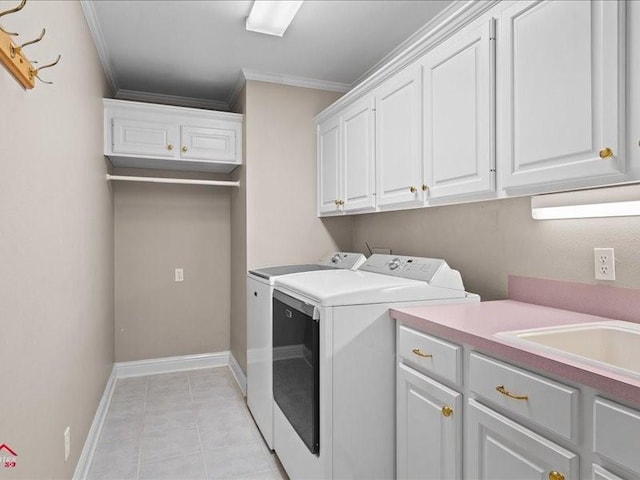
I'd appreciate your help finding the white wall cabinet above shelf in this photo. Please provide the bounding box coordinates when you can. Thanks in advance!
[104,99,243,173]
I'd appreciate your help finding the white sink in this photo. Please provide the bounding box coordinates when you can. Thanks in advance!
[497,320,640,380]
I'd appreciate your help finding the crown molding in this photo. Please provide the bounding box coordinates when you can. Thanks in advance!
[317,0,500,123]
[80,0,118,94]
[241,68,351,93]
[115,89,230,111]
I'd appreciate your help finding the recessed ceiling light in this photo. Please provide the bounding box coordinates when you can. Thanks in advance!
[246,0,304,37]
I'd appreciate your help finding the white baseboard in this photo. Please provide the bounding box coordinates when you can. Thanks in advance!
[72,367,117,480]
[74,351,244,479]
[229,352,247,396]
[114,351,230,378]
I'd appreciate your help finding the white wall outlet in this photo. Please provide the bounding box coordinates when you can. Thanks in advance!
[594,247,615,281]
[175,268,184,282]
[64,426,70,462]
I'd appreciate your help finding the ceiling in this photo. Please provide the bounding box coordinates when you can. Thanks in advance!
[83,0,452,109]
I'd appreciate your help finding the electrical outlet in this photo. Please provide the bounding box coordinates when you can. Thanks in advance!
[594,248,615,281]
[175,268,184,282]
[64,427,70,462]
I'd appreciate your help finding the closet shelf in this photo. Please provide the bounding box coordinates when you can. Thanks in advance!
[106,174,240,187]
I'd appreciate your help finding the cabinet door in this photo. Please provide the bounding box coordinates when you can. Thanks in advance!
[397,363,462,480]
[342,96,376,212]
[466,399,579,480]
[317,117,342,214]
[112,118,179,158]
[246,277,274,449]
[497,0,624,191]
[422,18,495,201]
[180,125,237,162]
[375,63,423,207]
[592,465,626,480]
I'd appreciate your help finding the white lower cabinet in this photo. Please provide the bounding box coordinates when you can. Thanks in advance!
[397,363,462,480]
[396,321,640,480]
[593,464,627,480]
[467,399,578,480]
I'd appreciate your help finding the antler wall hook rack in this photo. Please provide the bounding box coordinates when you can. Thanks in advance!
[0,0,61,89]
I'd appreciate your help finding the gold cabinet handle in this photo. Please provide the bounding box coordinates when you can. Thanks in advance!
[412,348,432,358]
[334,200,339,206]
[167,144,174,151]
[549,471,565,480]
[442,406,453,417]
[338,200,344,206]
[496,385,529,401]
[410,186,417,193]
[599,147,614,159]
[422,184,429,192]
[182,146,188,153]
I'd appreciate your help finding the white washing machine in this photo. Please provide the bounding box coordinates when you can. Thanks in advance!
[247,252,366,449]
[271,254,480,479]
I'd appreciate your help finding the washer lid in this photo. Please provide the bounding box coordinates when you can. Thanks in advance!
[274,270,470,307]
[249,264,335,280]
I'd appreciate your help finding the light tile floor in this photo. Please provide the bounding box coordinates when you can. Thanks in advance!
[87,367,288,480]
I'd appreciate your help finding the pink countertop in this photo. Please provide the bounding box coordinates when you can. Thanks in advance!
[390,300,640,407]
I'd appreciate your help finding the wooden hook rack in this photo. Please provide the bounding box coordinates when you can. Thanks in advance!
[0,0,61,89]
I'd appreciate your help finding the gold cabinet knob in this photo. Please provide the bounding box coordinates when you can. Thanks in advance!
[412,348,432,358]
[441,406,454,417]
[338,200,344,206]
[410,186,417,193]
[422,185,429,192]
[334,200,339,206]
[167,144,174,151]
[599,147,614,159]
[182,146,188,153]
[549,471,565,480]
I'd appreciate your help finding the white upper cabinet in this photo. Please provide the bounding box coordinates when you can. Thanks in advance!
[112,118,179,159]
[180,125,237,162]
[375,63,424,208]
[317,117,342,214]
[497,0,625,191]
[422,18,496,201]
[342,97,376,212]
[104,99,243,173]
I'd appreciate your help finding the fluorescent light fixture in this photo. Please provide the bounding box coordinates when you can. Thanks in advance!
[246,1,303,37]
[531,184,640,220]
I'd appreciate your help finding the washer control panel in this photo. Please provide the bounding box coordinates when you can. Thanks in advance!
[317,252,367,270]
[359,254,458,286]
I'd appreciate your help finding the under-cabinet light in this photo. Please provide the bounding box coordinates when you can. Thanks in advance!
[246,1,303,37]
[531,184,640,220]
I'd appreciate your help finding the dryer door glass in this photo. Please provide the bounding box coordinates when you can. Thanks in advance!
[272,291,320,455]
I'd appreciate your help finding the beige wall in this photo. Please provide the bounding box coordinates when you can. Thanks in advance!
[353,196,640,300]
[114,171,231,361]
[230,81,354,371]
[0,2,113,478]
[230,86,248,373]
